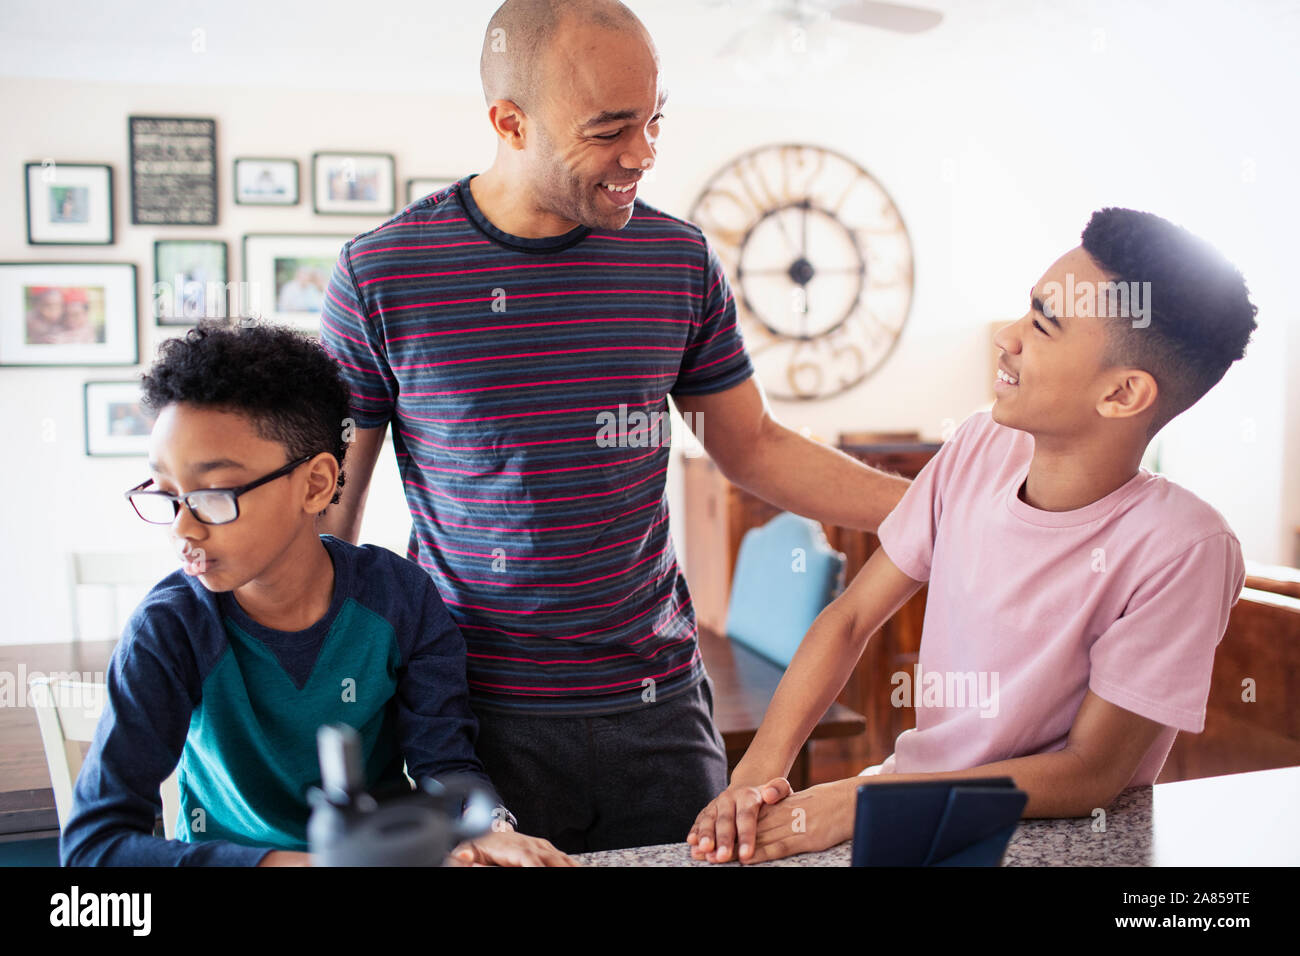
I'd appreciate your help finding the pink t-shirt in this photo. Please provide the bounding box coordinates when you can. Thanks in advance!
[868,410,1244,787]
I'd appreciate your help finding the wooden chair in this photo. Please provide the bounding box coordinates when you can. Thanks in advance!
[67,550,176,642]
[29,677,181,839]
[1244,560,1300,600]
[724,512,846,668]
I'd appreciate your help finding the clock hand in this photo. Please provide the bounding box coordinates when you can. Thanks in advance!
[773,206,799,256]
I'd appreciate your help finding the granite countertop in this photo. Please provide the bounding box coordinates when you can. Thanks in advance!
[573,785,1152,866]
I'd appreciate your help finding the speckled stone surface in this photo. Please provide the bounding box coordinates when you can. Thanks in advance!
[573,785,1152,867]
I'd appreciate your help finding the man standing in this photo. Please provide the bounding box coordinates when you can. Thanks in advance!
[319,0,908,853]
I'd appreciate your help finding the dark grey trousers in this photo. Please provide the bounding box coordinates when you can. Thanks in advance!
[470,675,729,853]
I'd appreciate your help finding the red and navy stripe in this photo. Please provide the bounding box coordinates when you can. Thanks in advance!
[321,175,752,714]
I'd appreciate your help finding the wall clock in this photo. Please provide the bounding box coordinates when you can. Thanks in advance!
[688,144,914,401]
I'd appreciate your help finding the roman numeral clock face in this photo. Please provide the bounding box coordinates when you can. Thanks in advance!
[688,145,914,401]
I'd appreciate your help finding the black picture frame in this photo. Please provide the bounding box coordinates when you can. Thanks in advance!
[24,162,115,246]
[233,157,300,206]
[312,151,396,216]
[128,115,218,226]
[152,239,230,326]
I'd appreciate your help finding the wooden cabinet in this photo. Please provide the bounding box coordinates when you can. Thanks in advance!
[1158,588,1300,782]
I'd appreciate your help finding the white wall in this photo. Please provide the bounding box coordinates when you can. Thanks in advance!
[2,0,1297,646]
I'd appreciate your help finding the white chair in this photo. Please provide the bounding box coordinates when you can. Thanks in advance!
[29,677,181,839]
[67,550,177,642]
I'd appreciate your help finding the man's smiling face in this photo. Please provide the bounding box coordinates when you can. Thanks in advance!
[991,246,1122,439]
[525,21,665,231]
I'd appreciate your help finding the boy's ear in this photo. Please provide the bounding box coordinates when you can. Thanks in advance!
[1096,368,1158,422]
[303,452,340,515]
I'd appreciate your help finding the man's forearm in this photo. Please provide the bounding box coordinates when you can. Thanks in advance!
[318,485,367,544]
[721,417,909,533]
[318,424,388,544]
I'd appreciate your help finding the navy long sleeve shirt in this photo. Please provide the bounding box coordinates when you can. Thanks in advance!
[60,534,501,866]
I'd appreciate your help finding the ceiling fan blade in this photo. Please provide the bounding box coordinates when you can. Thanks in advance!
[717,28,746,58]
[829,0,944,34]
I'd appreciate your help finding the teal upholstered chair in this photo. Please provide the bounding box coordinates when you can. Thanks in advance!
[724,512,847,668]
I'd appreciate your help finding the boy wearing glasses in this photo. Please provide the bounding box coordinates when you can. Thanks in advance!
[60,322,574,866]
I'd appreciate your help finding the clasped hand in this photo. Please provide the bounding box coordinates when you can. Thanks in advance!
[687,776,857,864]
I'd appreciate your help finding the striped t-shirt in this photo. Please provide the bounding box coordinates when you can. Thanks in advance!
[320,174,753,715]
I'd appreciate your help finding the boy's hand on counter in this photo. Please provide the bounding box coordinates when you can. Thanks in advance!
[449,828,580,867]
[747,777,858,863]
[687,777,793,863]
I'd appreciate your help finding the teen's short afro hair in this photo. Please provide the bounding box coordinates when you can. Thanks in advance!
[140,320,352,505]
[1082,208,1257,436]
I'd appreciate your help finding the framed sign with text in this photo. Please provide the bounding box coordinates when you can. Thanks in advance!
[128,115,218,226]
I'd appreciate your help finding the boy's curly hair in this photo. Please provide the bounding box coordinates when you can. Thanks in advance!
[140,320,352,506]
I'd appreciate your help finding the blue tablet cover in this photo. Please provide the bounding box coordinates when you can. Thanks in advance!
[852,777,1026,867]
[924,786,1028,866]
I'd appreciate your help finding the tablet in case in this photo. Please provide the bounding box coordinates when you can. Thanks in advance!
[851,776,1027,867]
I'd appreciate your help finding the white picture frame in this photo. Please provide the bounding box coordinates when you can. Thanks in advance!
[234,157,299,206]
[312,152,395,216]
[0,262,138,366]
[406,177,456,206]
[25,163,114,245]
[85,380,157,457]
[235,158,300,206]
[241,234,350,334]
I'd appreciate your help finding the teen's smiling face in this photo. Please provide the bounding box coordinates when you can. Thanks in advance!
[525,21,665,231]
[991,246,1128,439]
[144,402,333,593]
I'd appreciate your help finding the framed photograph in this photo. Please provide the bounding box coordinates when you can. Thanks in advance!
[0,262,138,366]
[25,163,114,245]
[153,240,229,326]
[234,157,299,206]
[312,152,395,216]
[128,115,218,225]
[242,234,349,333]
[406,177,456,206]
[85,381,157,457]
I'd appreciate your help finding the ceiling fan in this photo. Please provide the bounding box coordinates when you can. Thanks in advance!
[710,0,944,69]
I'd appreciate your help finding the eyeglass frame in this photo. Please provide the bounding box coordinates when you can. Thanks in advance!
[124,454,316,526]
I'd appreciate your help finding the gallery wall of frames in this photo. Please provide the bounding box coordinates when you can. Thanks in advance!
[8,114,455,458]
[1,59,1293,652]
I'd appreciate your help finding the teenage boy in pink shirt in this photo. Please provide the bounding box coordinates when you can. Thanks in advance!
[688,207,1258,864]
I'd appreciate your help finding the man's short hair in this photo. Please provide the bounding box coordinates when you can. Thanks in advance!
[1082,207,1257,435]
[140,320,352,505]
[479,0,641,112]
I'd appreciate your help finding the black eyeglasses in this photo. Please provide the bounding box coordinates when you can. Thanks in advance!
[125,455,314,526]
